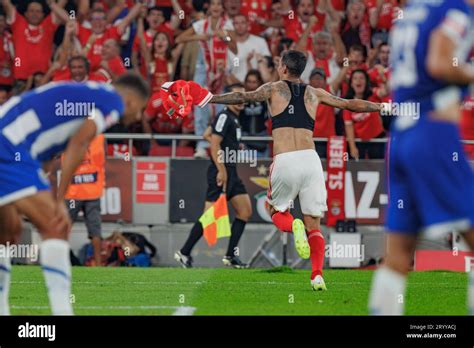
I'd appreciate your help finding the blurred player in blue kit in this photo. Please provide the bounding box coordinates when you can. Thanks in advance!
[369,0,474,315]
[0,73,150,315]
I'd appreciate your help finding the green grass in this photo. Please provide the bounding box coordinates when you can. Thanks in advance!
[8,266,470,315]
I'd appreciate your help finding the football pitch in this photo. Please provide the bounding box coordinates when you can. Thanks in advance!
[8,266,470,316]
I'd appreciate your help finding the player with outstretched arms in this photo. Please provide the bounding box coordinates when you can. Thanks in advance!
[0,74,150,315]
[369,0,474,315]
[208,50,384,290]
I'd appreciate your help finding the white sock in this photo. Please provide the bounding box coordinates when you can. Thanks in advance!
[469,271,474,315]
[369,266,407,315]
[40,239,73,315]
[0,255,11,315]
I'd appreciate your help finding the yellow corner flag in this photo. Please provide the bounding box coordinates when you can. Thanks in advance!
[199,194,231,246]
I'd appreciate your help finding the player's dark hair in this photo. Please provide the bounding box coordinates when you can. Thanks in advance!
[344,69,372,100]
[281,50,307,77]
[68,55,90,73]
[277,37,293,56]
[114,72,151,100]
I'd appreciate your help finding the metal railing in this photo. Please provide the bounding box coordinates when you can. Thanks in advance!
[104,133,474,159]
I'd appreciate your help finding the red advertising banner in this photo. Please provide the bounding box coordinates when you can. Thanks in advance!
[326,136,347,227]
[415,250,474,272]
[135,161,167,203]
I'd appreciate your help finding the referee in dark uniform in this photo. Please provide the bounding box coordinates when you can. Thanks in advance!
[175,83,253,268]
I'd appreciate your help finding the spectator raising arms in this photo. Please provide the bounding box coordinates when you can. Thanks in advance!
[176,0,237,94]
[343,69,385,160]
[339,0,371,53]
[176,0,238,158]
[136,15,183,93]
[79,2,143,71]
[131,1,184,77]
[260,0,328,52]
[227,14,270,84]
[1,0,69,81]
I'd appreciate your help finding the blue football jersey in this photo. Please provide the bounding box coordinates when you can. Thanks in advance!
[390,0,474,129]
[0,81,124,162]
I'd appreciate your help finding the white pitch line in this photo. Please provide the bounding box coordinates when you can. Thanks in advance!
[172,306,196,316]
[11,305,197,315]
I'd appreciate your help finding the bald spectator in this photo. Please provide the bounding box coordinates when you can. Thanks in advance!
[227,14,270,83]
[97,39,127,81]
[1,0,69,81]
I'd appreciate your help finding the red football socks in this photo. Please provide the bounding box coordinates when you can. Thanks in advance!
[307,229,325,279]
[271,211,294,233]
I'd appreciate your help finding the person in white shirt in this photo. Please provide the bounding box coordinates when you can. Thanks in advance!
[227,14,271,83]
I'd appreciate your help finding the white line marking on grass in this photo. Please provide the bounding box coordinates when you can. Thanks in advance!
[11,305,197,315]
[172,306,196,316]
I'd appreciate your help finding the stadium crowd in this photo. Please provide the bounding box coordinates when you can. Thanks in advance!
[0,0,473,158]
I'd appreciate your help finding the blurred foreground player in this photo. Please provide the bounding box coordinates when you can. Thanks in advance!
[0,74,150,315]
[175,83,252,269]
[369,0,474,315]
[207,50,383,290]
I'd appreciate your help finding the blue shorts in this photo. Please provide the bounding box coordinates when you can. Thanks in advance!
[386,118,474,235]
[0,135,50,206]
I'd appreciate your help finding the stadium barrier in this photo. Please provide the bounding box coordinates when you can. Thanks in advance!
[78,134,470,225]
[42,134,473,268]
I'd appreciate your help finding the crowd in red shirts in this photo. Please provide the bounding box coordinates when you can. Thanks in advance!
[0,0,473,158]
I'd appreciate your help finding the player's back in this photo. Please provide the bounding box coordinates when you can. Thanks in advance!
[0,82,123,162]
[270,80,316,155]
[390,0,473,131]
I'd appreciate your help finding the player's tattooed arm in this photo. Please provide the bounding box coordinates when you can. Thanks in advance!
[209,83,273,104]
[315,88,382,112]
